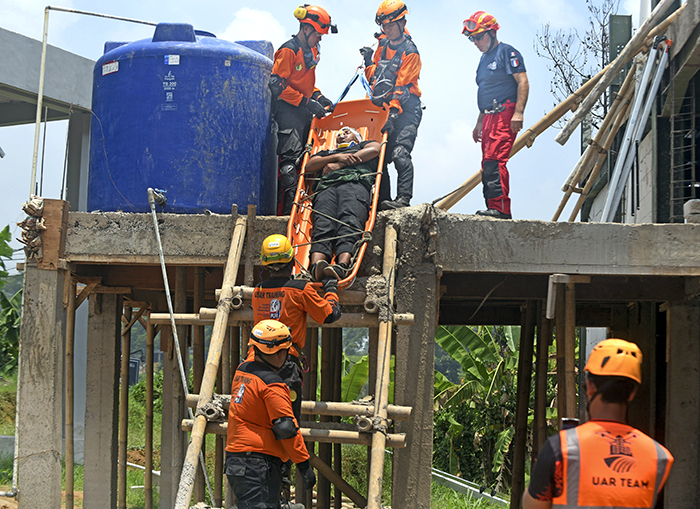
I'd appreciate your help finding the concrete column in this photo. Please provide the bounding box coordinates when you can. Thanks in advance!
[392,263,438,509]
[664,300,700,508]
[626,303,656,435]
[16,265,66,509]
[83,294,121,509]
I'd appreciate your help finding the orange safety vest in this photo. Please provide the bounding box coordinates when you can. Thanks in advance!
[553,420,673,508]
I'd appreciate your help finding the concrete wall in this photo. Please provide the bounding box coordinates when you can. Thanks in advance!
[624,132,655,223]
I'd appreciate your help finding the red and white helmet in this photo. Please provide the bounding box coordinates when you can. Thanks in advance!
[294,4,337,35]
[462,11,500,37]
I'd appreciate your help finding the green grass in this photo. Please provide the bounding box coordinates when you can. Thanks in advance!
[0,372,16,436]
[431,483,507,508]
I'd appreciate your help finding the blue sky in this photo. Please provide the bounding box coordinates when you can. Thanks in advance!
[0,0,645,268]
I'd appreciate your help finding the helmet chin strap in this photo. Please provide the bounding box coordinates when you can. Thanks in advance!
[487,30,497,52]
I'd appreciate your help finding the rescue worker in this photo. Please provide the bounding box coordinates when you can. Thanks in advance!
[252,234,341,421]
[270,5,337,215]
[361,0,422,211]
[523,338,674,508]
[306,127,381,281]
[226,319,316,509]
[464,11,529,219]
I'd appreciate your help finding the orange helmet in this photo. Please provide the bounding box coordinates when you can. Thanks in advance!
[294,4,337,35]
[462,11,500,37]
[249,320,293,355]
[584,339,642,384]
[375,0,408,26]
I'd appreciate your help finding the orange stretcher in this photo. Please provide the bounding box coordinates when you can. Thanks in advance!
[286,98,390,289]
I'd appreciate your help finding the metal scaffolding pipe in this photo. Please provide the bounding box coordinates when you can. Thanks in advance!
[150,310,414,327]
[215,286,368,306]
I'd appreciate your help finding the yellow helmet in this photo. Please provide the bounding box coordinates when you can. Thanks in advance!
[249,320,293,354]
[375,0,408,26]
[584,339,642,384]
[261,234,293,266]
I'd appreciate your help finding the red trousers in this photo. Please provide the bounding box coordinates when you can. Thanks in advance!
[481,102,516,215]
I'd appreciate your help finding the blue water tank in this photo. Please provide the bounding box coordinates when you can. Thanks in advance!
[88,23,276,214]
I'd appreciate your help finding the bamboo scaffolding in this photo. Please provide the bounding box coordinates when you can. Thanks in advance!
[318,329,333,508]
[185,395,412,420]
[556,0,677,145]
[145,314,154,509]
[552,62,639,221]
[173,215,247,509]
[118,306,131,509]
[367,224,398,509]
[215,286,370,306]
[150,310,414,327]
[435,3,685,212]
[532,304,550,465]
[192,268,206,503]
[564,283,578,419]
[180,420,407,447]
[310,453,368,508]
[65,276,76,509]
[567,85,635,222]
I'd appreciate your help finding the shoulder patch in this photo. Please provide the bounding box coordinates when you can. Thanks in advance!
[510,51,520,68]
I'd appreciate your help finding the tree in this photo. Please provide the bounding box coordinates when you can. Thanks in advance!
[534,0,620,129]
[0,226,21,377]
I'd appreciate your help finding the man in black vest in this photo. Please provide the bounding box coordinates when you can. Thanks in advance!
[361,0,422,211]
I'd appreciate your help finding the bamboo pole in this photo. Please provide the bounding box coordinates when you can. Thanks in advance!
[511,301,537,509]
[436,4,685,212]
[244,205,256,287]
[304,328,319,509]
[151,310,414,327]
[174,215,247,509]
[185,395,412,420]
[564,284,578,419]
[555,285,567,428]
[193,268,206,503]
[333,330,343,509]
[318,329,333,508]
[532,303,550,466]
[118,306,132,509]
[180,420,406,447]
[567,84,635,221]
[215,286,369,306]
[367,224,398,509]
[556,0,677,145]
[310,453,368,508]
[145,314,154,509]
[552,62,638,221]
[65,275,76,509]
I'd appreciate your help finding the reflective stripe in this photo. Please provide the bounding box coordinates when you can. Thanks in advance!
[564,428,580,506]
[652,441,670,508]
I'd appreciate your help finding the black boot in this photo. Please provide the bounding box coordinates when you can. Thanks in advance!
[475,209,512,219]
[323,262,349,280]
[380,196,411,211]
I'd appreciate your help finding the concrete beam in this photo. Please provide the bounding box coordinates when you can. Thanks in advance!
[83,294,121,509]
[16,265,66,509]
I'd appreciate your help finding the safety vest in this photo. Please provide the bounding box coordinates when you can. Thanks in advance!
[553,420,673,508]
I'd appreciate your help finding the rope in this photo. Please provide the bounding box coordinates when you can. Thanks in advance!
[147,189,214,502]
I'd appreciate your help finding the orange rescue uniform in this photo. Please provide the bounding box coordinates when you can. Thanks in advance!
[225,360,309,464]
[529,419,673,508]
[271,35,321,107]
[251,278,339,358]
[364,36,421,114]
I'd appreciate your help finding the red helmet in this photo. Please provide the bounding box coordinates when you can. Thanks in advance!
[375,0,408,26]
[294,4,337,35]
[462,11,500,37]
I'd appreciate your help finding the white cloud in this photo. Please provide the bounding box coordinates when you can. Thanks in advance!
[220,8,286,49]
[510,0,583,30]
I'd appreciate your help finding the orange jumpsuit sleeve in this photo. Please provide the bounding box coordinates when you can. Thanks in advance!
[272,47,305,107]
[302,286,338,325]
[264,383,309,464]
[389,52,421,114]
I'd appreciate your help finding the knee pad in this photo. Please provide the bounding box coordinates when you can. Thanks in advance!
[392,145,412,168]
[277,129,303,162]
[280,165,299,190]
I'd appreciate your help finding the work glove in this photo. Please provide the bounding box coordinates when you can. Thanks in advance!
[381,108,400,135]
[303,97,327,118]
[312,91,335,113]
[322,277,338,295]
[360,46,374,67]
[296,460,316,490]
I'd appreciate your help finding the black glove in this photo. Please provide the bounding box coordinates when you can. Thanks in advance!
[312,91,334,112]
[360,46,374,67]
[296,460,316,490]
[322,277,338,295]
[381,108,400,135]
[303,97,327,118]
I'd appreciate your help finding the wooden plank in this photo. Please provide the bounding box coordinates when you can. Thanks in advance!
[37,199,69,271]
